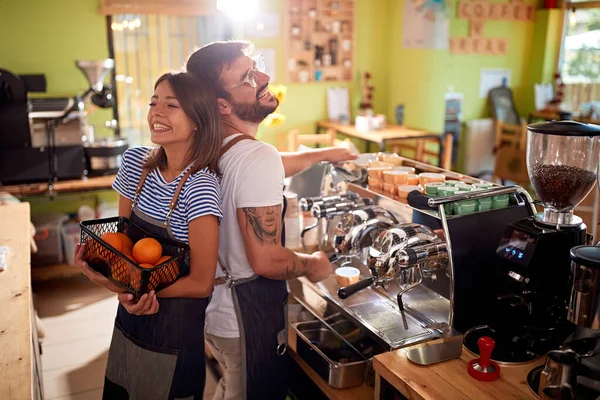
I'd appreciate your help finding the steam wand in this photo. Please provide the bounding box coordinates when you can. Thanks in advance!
[396,265,423,330]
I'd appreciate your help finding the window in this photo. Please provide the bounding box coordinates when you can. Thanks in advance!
[560,3,600,114]
[109,14,232,145]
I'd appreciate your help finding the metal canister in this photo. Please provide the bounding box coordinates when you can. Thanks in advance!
[568,245,600,330]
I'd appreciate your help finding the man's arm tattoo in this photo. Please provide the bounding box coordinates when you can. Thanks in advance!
[279,257,308,280]
[242,206,281,245]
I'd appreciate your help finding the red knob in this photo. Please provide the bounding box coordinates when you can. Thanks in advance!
[477,336,495,369]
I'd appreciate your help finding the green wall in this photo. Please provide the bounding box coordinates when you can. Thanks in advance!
[0,0,560,154]
[385,0,538,133]
[525,9,563,114]
[0,0,113,137]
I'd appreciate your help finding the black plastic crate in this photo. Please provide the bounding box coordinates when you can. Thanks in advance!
[80,216,190,296]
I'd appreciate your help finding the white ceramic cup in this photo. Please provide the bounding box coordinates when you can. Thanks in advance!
[335,266,360,287]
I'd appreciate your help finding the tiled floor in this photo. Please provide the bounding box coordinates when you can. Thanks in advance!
[33,275,217,400]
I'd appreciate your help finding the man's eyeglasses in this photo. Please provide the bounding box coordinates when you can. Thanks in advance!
[228,54,266,89]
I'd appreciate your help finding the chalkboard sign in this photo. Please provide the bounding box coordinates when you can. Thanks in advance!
[488,86,520,125]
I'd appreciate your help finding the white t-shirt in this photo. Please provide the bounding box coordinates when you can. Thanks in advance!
[205,134,284,338]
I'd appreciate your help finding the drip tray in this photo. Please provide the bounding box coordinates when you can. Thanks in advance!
[348,300,432,345]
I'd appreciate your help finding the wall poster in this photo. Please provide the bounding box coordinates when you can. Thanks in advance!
[403,0,451,49]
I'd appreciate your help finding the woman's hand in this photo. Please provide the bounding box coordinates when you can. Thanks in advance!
[74,243,122,293]
[117,292,160,315]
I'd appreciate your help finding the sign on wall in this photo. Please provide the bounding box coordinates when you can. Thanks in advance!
[450,0,535,55]
[403,0,451,50]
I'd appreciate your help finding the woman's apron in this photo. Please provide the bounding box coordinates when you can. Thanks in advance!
[217,135,290,400]
[103,167,209,400]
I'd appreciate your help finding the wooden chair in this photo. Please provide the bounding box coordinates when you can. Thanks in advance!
[494,120,527,152]
[287,128,338,152]
[390,133,454,170]
[492,120,530,186]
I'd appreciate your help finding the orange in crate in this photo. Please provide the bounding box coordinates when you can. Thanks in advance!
[84,239,103,264]
[122,246,133,257]
[155,255,172,266]
[109,258,130,286]
[129,264,142,290]
[101,232,124,252]
[132,238,162,265]
[115,233,133,249]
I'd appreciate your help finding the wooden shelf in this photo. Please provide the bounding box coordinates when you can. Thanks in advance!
[285,0,355,83]
[2,175,116,198]
[31,263,81,282]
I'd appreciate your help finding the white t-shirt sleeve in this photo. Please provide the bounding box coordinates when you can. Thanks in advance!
[235,144,284,208]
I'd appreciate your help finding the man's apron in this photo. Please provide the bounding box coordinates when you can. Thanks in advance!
[218,134,290,400]
[103,167,209,400]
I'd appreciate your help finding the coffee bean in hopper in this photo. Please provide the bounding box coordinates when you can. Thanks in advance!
[530,164,596,211]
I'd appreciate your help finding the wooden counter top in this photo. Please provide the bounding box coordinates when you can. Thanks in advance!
[374,340,543,400]
[0,202,34,399]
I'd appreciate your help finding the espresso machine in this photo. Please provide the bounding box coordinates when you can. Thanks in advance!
[290,156,522,361]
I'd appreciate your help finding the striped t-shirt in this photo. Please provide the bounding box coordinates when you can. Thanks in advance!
[112,146,222,243]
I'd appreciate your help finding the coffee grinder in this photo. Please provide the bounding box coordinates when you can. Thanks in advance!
[465,121,600,363]
[527,245,600,399]
[497,120,600,307]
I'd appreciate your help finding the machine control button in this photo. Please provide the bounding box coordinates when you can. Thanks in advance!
[508,270,530,284]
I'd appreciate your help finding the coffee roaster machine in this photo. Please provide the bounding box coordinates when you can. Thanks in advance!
[0,59,127,189]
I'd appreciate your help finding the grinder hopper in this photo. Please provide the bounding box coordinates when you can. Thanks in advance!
[76,59,115,92]
[527,121,600,227]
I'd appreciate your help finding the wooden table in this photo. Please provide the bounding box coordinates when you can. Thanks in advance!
[374,340,543,400]
[528,110,600,125]
[317,120,439,152]
[2,174,116,198]
[0,202,42,399]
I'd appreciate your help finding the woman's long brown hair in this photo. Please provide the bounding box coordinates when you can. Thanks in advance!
[144,71,222,175]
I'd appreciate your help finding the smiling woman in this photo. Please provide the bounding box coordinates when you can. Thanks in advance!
[75,70,224,399]
[144,72,222,178]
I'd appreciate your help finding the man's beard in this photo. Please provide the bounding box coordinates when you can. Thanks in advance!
[230,89,279,124]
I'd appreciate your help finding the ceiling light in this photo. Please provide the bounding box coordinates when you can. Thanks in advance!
[217,0,258,20]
